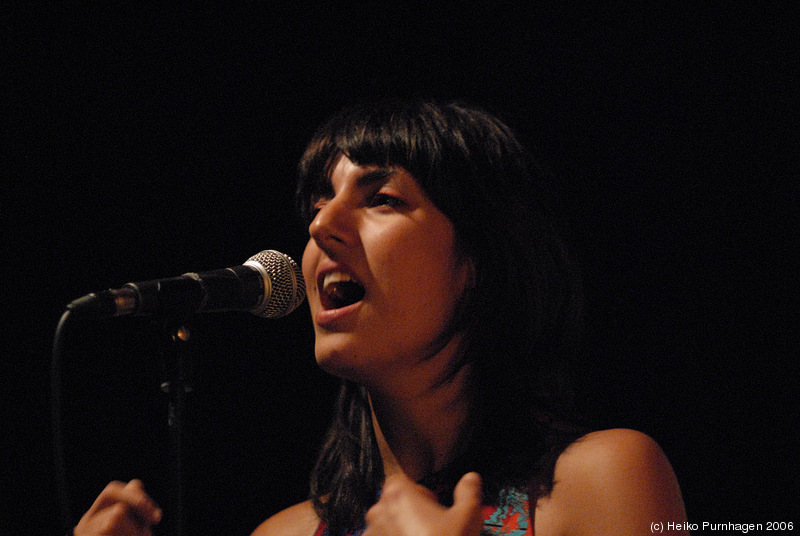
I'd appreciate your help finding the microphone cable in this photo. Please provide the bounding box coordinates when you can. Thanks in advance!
[51,309,75,534]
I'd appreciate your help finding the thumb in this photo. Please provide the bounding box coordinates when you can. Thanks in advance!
[452,472,483,512]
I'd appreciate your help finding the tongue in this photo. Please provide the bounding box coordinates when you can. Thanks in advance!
[325,281,365,308]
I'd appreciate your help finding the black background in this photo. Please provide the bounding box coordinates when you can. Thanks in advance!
[3,3,797,535]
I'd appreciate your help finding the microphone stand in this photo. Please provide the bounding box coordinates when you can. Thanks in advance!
[158,321,194,536]
[52,311,199,536]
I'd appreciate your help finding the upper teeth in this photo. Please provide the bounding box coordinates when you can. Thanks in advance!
[322,272,358,291]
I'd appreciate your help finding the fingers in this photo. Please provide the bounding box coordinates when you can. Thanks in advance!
[452,472,482,508]
[121,480,162,525]
[364,472,484,536]
[76,480,162,536]
[452,472,483,531]
[91,480,162,525]
[365,473,444,536]
[381,473,437,502]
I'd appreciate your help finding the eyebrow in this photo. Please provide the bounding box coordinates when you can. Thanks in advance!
[354,168,396,189]
[316,167,396,199]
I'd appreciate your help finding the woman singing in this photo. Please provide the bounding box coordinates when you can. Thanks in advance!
[75,100,688,536]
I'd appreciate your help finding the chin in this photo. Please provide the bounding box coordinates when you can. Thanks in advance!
[314,343,363,382]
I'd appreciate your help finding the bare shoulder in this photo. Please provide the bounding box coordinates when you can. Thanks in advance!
[535,429,688,536]
[251,500,320,536]
[559,428,678,478]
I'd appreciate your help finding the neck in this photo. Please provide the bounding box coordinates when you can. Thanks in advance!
[369,363,471,482]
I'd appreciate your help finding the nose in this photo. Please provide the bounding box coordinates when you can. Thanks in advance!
[308,196,354,249]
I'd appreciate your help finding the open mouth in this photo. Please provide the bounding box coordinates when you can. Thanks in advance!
[320,272,366,310]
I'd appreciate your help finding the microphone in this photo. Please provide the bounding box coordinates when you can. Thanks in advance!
[67,250,306,319]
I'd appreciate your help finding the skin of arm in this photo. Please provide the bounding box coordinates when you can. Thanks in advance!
[250,500,320,536]
[535,428,689,536]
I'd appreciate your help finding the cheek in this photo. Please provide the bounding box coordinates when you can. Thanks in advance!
[301,240,318,302]
[379,227,465,315]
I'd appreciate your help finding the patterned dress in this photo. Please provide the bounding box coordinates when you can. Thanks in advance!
[312,486,534,536]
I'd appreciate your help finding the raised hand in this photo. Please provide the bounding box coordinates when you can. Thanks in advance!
[364,472,483,536]
[74,480,162,536]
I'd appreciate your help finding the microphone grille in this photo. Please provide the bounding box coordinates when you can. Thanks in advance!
[246,250,306,318]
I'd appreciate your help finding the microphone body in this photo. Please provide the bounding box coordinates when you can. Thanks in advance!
[68,250,306,319]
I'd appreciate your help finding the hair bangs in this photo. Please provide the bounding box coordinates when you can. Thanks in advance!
[297,101,446,223]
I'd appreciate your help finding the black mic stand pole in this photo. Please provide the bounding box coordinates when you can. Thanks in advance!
[158,321,194,536]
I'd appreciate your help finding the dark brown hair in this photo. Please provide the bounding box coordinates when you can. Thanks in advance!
[298,99,585,534]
